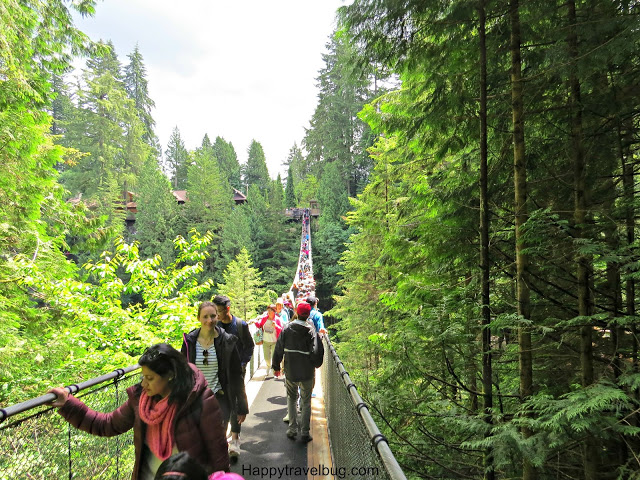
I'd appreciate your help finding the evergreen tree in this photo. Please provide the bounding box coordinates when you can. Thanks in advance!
[124,44,156,146]
[317,162,351,225]
[243,140,270,193]
[303,31,377,196]
[165,126,189,189]
[336,0,640,478]
[181,141,234,284]
[283,142,308,184]
[219,205,254,271]
[201,133,213,151]
[214,136,242,191]
[285,165,296,208]
[57,41,148,255]
[216,247,266,322]
[135,156,178,264]
[260,178,298,294]
[49,73,75,138]
[295,175,318,208]
[61,41,148,200]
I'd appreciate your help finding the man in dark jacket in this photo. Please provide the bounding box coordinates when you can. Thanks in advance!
[272,301,321,442]
[212,294,254,457]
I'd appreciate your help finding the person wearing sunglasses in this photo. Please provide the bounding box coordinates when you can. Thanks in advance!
[48,343,230,480]
[181,301,249,463]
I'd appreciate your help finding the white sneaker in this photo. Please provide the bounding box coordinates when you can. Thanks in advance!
[228,438,240,459]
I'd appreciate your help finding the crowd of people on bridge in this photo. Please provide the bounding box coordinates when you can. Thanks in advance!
[47,211,327,480]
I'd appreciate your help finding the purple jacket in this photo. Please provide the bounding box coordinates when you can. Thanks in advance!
[57,364,229,479]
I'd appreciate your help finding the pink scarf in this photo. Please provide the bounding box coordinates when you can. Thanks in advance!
[139,392,178,460]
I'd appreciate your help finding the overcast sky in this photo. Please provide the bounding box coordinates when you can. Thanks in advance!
[73,0,347,178]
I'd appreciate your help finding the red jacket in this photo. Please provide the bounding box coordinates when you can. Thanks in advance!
[57,364,229,479]
[255,313,283,340]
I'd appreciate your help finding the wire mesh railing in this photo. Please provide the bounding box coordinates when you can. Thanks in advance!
[321,335,407,480]
[0,366,140,480]
[0,340,264,480]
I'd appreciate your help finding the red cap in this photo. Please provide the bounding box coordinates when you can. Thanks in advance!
[296,301,311,319]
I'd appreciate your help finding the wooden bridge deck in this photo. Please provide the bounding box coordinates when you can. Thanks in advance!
[230,362,332,480]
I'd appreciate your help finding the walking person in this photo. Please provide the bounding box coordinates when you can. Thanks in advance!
[181,302,249,463]
[255,304,283,378]
[275,298,289,324]
[272,301,324,443]
[306,295,327,335]
[211,295,254,459]
[48,343,230,480]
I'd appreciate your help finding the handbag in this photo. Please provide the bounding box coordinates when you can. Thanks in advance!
[253,327,263,345]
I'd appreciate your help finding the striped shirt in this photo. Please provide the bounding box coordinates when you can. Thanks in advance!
[195,342,221,393]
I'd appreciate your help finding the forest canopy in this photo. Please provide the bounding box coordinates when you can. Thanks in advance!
[2,0,640,479]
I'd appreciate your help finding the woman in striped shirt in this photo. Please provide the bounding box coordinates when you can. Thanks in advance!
[181,302,249,462]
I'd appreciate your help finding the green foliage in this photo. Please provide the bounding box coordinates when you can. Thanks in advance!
[317,162,351,225]
[294,175,319,207]
[213,136,241,191]
[165,126,189,189]
[7,232,215,402]
[135,156,178,264]
[243,139,270,194]
[216,247,267,322]
[303,30,378,196]
[124,44,156,146]
[285,164,296,208]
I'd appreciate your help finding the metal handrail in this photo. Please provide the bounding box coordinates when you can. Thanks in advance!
[0,364,141,424]
[324,335,408,480]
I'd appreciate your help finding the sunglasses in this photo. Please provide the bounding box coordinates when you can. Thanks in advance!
[142,347,164,361]
[202,349,209,365]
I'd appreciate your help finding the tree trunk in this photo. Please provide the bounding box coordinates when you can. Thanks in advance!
[479,1,494,478]
[566,0,598,477]
[510,1,535,479]
[618,114,636,370]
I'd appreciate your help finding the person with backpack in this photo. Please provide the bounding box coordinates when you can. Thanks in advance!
[272,301,324,443]
[181,302,249,464]
[306,295,327,335]
[48,343,230,479]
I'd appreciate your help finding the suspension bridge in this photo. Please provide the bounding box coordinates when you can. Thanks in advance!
[0,211,407,480]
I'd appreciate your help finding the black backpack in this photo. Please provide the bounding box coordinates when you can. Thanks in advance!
[309,331,324,368]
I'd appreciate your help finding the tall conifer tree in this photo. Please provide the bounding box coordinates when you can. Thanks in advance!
[243,140,270,193]
[165,126,189,189]
[124,44,156,147]
[216,247,266,322]
[214,136,241,191]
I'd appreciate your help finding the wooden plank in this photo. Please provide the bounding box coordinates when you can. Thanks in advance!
[308,367,333,479]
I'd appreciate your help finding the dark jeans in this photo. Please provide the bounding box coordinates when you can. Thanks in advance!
[217,364,247,435]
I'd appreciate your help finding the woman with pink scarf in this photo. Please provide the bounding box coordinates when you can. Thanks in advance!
[48,343,229,480]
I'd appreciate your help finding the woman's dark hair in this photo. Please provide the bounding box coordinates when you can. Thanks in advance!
[154,452,207,480]
[138,343,194,405]
[197,301,216,318]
